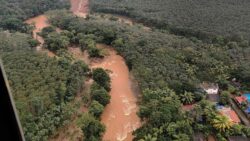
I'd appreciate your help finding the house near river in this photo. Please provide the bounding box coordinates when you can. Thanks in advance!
[200,82,219,102]
[216,105,241,124]
[234,94,250,118]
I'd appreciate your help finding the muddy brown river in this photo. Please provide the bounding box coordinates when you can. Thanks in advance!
[25,0,141,140]
[92,44,141,141]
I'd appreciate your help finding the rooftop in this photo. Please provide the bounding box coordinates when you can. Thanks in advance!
[217,106,241,124]
[235,96,247,104]
[200,82,219,95]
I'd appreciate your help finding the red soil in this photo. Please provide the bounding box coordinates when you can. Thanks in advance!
[25,15,55,57]
[70,0,89,18]
[25,15,49,45]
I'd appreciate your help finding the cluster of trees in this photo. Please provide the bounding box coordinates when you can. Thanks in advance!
[189,100,250,140]
[48,11,245,92]
[77,68,111,140]
[0,0,70,31]
[41,24,104,58]
[0,31,89,141]
[135,88,193,140]
[90,0,250,42]
[48,11,250,140]
[77,113,105,141]
[0,31,33,52]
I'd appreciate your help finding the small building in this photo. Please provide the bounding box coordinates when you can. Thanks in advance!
[235,96,247,105]
[200,82,219,102]
[200,82,219,95]
[217,106,241,124]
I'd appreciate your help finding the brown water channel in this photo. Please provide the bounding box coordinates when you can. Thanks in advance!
[25,0,141,140]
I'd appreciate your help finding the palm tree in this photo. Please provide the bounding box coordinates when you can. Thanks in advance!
[173,133,190,141]
[139,134,157,141]
[180,91,194,104]
[211,115,233,132]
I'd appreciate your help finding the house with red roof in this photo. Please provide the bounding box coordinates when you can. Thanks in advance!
[235,96,247,105]
[217,107,241,124]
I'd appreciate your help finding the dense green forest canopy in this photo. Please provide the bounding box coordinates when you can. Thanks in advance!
[49,11,250,93]
[0,0,70,31]
[48,10,250,140]
[0,31,89,141]
[90,0,250,42]
[1,0,250,139]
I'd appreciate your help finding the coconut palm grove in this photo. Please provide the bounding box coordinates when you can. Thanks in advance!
[1,0,250,141]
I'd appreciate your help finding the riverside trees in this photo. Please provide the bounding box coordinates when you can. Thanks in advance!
[48,11,250,140]
[0,0,70,31]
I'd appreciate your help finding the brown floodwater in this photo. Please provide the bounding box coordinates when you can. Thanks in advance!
[70,1,142,140]
[68,44,141,141]
[70,0,88,18]
[25,15,49,49]
[25,15,55,57]
[25,0,141,140]
[91,44,141,141]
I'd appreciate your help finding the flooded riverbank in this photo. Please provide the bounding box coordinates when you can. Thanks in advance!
[25,0,141,140]
[25,15,55,57]
[25,15,49,50]
[92,44,141,141]
[70,0,88,18]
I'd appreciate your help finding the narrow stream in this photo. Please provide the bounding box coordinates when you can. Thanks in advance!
[25,0,141,140]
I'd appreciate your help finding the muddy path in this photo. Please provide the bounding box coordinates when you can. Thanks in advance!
[25,15,55,57]
[25,0,142,140]
[25,15,48,50]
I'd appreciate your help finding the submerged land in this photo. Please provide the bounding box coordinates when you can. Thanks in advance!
[1,0,250,141]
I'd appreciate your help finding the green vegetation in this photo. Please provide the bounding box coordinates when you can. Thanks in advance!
[135,88,193,140]
[48,11,250,140]
[90,0,250,42]
[44,32,70,52]
[65,61,90,101]
[2,0,250,140]
[0,31,89,141]
[40,26,56,37]
[48,11,246,92]
[92,68,111,91]
[180,91,195,105]
[0,31,32,52]
[89,100,104,118]
[77,68,111,140]
[77,113,105,141]
[90,83,111,106]
[211,115,233,132]
[0,0,70,31]
[219,91,231,105]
